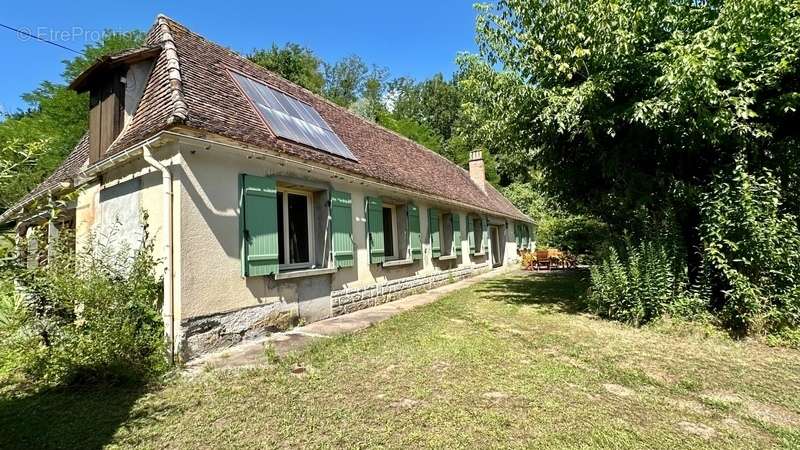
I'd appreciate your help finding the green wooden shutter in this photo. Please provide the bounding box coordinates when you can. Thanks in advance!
[331,191,354,268]
[467,216,476,255]
[429,208,441,258]
[366,196,384,264]
[240,174,279,276]
[452,213,462,256]
[527,225,532,249]
[515,223,522,248]
[408,204,422,260]
[522,224,530,249]
[482,215,489,253]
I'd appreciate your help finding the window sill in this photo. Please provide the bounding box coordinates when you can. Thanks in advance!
[438,254,458,261]
[473,252,486,256]
[382,258,414,268]
[275,267,337,280]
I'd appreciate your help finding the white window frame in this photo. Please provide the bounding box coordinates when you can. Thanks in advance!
[278,188,315,270]
[382,203,399,261]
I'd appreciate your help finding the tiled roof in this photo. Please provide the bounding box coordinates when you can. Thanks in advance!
[112,15,529,222]
[6,14,531,224]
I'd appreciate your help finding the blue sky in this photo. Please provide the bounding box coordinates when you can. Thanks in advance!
[1,1,480,114]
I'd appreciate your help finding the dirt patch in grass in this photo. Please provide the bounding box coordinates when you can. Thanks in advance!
[602,383,635,397]
[677,421,718,439]
[745,401,800,428]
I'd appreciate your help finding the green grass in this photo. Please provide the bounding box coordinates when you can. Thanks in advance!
[2,271,799,449]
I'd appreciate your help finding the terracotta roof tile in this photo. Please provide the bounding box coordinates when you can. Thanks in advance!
[8,15,530,224]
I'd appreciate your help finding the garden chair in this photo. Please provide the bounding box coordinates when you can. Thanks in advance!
[535,250,551,271]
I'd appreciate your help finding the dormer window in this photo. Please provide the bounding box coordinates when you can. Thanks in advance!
[70,46,160,164]
[88,70,126,164]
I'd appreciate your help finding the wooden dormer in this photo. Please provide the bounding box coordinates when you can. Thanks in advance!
[70,46,161,164]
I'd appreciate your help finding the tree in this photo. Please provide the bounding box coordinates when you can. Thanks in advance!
[473,0,800,277]
[323,55,388,107]
[0,139,49,209]
[392,73,461,140]
[248,43,325,93]
[0,31,144,212]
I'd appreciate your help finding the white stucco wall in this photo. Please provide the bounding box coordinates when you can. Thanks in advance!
[176,143,521,322]
[74,144,183,341]
[72,138,526,357]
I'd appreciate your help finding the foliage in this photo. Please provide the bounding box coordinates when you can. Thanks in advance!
[0,139,50,209]
[472,0,800,340]
[473,0,800,244]
[4,271,797,449]
[376,113,445,152]
[540,215,610,258]
[502,175,609,256]
[390,73,461,140]
[0,222,165,388]
[61,31,148,82]
[589,160,800,338]
[0,31,144,212]
[323,55,388,107]
[454,54,537,185]
[699,159,800,335]
[248,43,326,94]
[589,242,694,326]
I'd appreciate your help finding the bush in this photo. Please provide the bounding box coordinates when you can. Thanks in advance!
[0,222,166,388]
[588,242,698,326]
[589,160,800,342]
[699,160,800,335]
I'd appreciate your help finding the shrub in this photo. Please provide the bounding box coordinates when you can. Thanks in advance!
[0,222,166,387]
[588,241,695,326]
[699,160,800,335]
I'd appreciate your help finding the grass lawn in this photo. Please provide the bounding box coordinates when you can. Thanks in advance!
[2,271,799,449]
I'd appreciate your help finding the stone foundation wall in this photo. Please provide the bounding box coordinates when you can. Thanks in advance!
[180,302,297,361]
[179,262,492,360]
[331,263,491,316]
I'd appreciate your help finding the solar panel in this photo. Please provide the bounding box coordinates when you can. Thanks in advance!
[231,72,357,161]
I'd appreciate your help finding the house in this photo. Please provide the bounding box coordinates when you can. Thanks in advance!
[0,15,535,361]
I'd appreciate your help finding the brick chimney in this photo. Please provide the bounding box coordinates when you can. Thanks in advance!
[469,149,486,192]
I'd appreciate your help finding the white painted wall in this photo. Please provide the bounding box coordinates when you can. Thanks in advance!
[74,139,527,345]
[176,144,521,321]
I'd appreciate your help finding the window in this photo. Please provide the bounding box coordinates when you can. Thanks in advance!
[441,213,453,256]
[276,189,314,268]
[382,205,399,260]
[440,212,460,257]
[473,217,483,254]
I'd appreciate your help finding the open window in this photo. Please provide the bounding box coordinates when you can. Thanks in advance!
[367,197,416,266]
[276,189,314,269]
[438,211,461,260]
[240,174,332,277]
[441,212,453,257]
[381,203,399,260]
[469,215,485,255]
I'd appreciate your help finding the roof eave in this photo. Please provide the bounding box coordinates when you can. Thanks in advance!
[69,46,162,93]
[0,181,73,225]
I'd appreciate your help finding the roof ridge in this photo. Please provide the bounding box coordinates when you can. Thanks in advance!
[152,15,488,190]
[148,15,531,222]
[156,15,188,124]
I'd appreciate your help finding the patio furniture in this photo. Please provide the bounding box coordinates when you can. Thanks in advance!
[535,250,551,271]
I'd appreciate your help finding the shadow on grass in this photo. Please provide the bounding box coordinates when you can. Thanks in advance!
[477,270,590,314]
[0,382,153,450]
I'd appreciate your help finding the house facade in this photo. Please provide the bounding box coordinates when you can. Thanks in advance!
[1,15,534,361]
